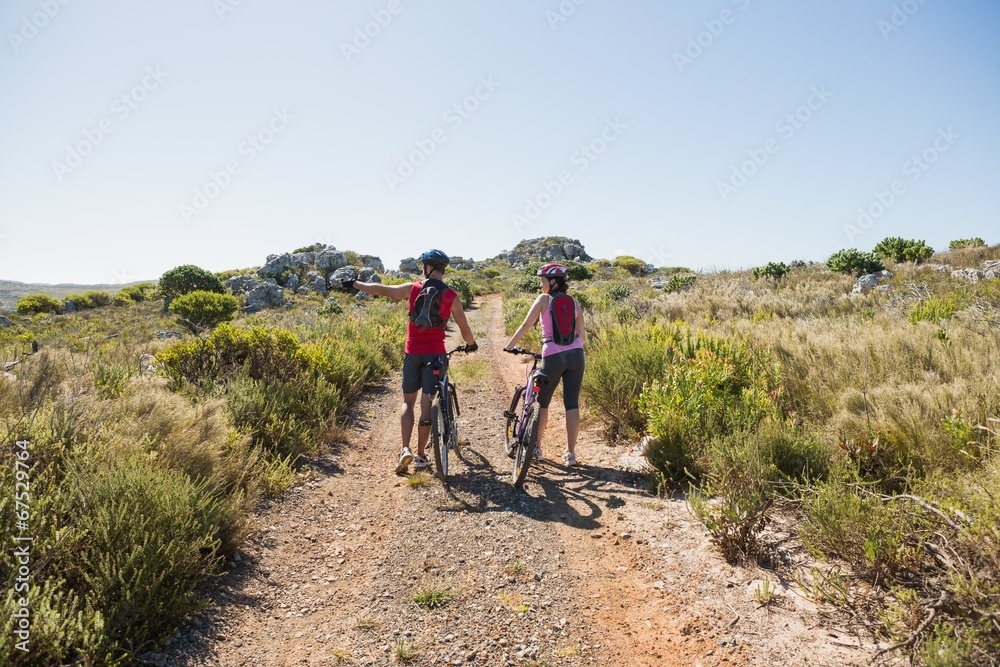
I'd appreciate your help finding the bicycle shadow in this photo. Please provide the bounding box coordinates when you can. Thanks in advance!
[433,448,653,534]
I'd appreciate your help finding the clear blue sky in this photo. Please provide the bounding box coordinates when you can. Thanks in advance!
[1,0,997,284]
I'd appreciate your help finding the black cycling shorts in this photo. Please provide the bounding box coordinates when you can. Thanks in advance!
[402,353,447,395]
[537,348,585,410]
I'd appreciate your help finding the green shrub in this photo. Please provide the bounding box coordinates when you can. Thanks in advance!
[15,293,62,315]
[514,275,539,293]
[111,292,133,307]
[907,293,967,324]
[638,333,783,482]
[827,248,885,276]
[64,293,94,310]
[169,290,239,332]
[565,261,593,282]
[449,276,474,308]
[752,262,789,281]
[215,267,258,282]
[318,299,343,315]
[949,238,985,251]
[158,265,226,302]
[116,283,156,303]
[874,237,934,264]
[607,284,631,301]
[614,255,646,276]
[582,322,678,439]
[664,274,697,293]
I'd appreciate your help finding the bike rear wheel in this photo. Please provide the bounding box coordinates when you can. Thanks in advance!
[513,401,540,489]
[431,403,448,481]
[503,387,524,459]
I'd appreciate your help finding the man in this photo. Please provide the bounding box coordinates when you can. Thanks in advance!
[345,249,477,473]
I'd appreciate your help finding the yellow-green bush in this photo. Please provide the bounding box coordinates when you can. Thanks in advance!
[15,293,62,315]
[169,290,239,332]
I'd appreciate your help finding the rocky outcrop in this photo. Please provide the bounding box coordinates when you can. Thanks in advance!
[952,268,984,284]
[0,315,14,328]
[398,256,476,273]
[983,260,1000,280]
[497,237,592,267]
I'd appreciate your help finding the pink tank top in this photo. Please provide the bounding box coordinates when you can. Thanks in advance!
[540,295,584,357]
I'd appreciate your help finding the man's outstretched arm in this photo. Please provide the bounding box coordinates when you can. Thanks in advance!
[347,280,412,300]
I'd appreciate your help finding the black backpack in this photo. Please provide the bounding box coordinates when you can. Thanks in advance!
[410,279,448,330]
[547,293,577,345]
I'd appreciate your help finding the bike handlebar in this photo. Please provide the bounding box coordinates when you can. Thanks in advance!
[504,347,542,359]
[448,344,477,355]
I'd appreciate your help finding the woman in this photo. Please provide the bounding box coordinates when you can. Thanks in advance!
[504,263,586,466]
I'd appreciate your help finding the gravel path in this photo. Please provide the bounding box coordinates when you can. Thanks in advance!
[162,295,882,666]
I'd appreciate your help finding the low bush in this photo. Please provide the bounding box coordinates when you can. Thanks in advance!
[827,248,885,276]
[169,290,239,332]
[874,237,934,264]
[948,238,985,251]
[15,293,62,315]
[664,274,697,293]
[606,284,631,302]
[614,255,646,276]
[158,264,226,302]
[115,283,157,303]
[752,262,789,281]
[449,276,474,308]
[582,322,677,439]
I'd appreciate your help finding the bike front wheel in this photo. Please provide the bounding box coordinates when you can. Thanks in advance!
[513,401,540,489]
[447,388,460,455]
[431,403,449,481]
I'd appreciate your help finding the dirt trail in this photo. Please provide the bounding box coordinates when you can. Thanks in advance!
[165,294,878,666]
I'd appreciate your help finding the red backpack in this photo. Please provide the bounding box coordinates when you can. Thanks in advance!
[547,293,577,345]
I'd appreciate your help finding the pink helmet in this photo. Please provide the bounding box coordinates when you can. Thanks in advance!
[536,263,568,277]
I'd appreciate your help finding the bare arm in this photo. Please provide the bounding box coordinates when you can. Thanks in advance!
[504,295,546,350]
[352,281,412,300]
[575,299,587,346]
[450,298,476,346]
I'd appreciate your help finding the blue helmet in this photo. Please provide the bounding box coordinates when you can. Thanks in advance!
[419,249,450,267]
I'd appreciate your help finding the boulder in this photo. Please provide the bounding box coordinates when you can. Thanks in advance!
[852,274,880,294]
[358,267,382,283]
[357,255,385,273]
[155,331,182,340]
[226,274,259,296]
[982,260,1000,280]
[245,282,284,312]
[316,249,348,273]
[398,258,420,274]
[285,273,300,292]
[330,266,359,289]
[952,268,984,284]
[0,315,13,328]
[298,271,327,295]
[260,253,293,278]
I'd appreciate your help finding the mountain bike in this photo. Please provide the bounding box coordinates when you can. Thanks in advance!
[429,345,473,482]
[503,348,548,488]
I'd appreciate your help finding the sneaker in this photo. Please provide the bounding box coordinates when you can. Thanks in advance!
[395,447,413,474]
[563,452,578,466]
[413,455,431,470]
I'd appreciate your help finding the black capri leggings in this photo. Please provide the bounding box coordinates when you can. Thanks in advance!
[537,348,585,410]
